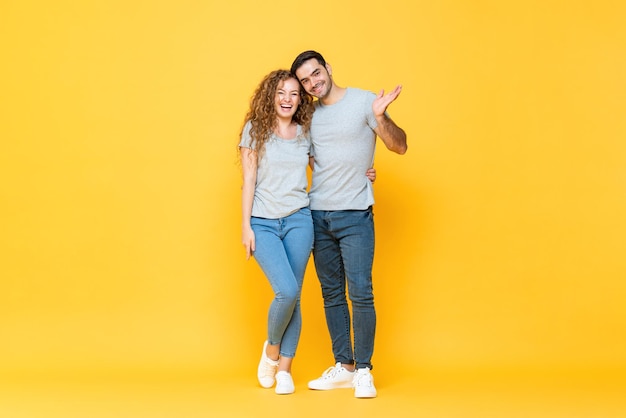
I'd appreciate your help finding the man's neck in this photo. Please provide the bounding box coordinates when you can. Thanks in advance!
[320,84,346,106]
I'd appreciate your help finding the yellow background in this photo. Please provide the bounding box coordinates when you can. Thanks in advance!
[1,0,625,416]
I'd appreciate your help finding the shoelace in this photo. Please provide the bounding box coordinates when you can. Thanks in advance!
[354,371,372,387]
[260,358,278,377]
[276,373,291,384]
[321,365,342,379]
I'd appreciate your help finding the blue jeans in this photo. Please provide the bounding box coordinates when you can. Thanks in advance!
[251,207,313,358]
[311,207,376,370]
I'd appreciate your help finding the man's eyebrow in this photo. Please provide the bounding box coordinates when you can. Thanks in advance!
[300,68,318,81]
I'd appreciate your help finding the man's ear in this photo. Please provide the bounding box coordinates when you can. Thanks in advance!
[326,63,332,76]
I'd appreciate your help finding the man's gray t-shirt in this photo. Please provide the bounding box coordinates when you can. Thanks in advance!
[239,121,311,218]
[309,88,378,210]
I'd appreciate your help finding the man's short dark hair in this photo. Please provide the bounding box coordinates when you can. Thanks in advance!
[290,50,327,76]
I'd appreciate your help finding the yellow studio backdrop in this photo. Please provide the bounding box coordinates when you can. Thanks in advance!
[1,0,625,408]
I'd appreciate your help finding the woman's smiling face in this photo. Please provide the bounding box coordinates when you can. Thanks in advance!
[274,77,301,120]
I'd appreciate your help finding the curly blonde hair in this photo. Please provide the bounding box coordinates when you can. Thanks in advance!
[240,69,313,161]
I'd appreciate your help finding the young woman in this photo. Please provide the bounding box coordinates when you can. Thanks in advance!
[239,69,315,395]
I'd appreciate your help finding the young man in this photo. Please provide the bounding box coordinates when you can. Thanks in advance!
[290,51,407,398]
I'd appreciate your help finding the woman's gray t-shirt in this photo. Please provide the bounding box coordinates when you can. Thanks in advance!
[309,88,378,210]
[239,121,311,219]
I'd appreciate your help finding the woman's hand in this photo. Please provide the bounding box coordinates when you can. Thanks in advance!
[366,167,377,183]
[242,225,255,260]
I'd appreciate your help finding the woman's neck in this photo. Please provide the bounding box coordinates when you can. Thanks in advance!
[274,118,297,139]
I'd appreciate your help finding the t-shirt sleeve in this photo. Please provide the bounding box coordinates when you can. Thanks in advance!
[306,132,314,157]
[364,90,392,131]
[364,91,378,130]
[238,121,255,149]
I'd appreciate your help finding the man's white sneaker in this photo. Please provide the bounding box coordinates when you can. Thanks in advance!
[275,371,295,394]
[308,362,355,390]
[257,341,279,388]
[353,368,377,398]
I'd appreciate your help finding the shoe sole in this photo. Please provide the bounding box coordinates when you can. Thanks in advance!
[258,378,274,388]
[275,388,295,395]
[308,382,354,390]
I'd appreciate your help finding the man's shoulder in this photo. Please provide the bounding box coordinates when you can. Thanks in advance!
[345,88,376,107]
[347,87,376,98]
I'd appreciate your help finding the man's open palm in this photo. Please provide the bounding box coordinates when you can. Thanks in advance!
[373,85,403,117]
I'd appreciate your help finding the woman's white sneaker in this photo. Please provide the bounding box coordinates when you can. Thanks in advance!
[308,362,355,390]
[257,341,279,388]
[275,371,295,394]
[353,368,377,398]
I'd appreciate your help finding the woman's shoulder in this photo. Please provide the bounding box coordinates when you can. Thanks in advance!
[296,124,311,140]
[241,120,253,135]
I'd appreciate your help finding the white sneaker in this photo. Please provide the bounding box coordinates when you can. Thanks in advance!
[308,362,355,390]
[353,368,377,398]
[257,341,279,388]
[275,371,295,394]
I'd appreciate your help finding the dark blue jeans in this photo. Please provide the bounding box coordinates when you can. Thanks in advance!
[311,207,375,370]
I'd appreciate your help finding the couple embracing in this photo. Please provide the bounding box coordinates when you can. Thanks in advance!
[239,50,407,397]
